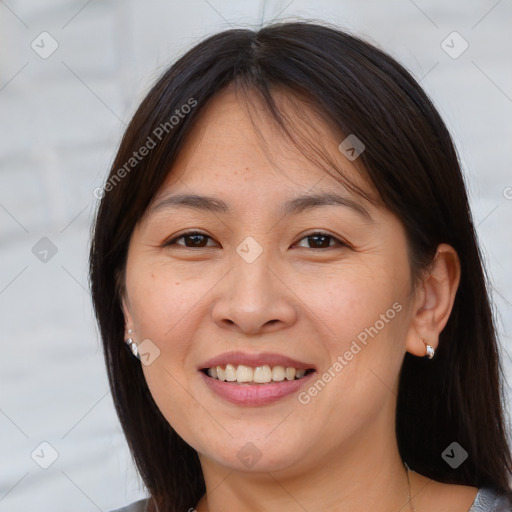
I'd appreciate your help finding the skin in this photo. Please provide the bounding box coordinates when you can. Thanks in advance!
[121,84,478,511]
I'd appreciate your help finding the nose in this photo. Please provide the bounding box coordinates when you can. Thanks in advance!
[211,249,298,335]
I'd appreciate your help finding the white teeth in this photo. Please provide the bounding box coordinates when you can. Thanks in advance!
[236,365,253,383]
[285,367,296,380]
[224,364,237,381]
[254,365,272,383]
[272,365,285,381]
[206,364,310,383]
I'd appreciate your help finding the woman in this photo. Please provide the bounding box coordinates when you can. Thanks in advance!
[89,22,512,511]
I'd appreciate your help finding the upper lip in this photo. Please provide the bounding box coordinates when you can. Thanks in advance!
[199,351,316,371]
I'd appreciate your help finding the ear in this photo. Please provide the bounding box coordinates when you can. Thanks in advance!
[121,293,136,339]
[405,243,461,357]
[117,266,137,338]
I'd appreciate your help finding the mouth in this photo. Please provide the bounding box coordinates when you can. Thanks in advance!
[198,352,317,406]
[201,364,315,384]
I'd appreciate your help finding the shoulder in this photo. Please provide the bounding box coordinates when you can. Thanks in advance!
[109,498,149,512]
[409,471,510,511]
[107,489,512,511]
[468,487,512,512]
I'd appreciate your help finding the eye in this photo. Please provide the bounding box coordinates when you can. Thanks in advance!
[292,231,346,250]
[164,230,348,250]
[164,231,217,248]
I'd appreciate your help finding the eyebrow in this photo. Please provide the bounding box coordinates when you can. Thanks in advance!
[145,192,373,222]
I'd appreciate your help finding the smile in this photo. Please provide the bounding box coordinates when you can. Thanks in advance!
[203,364,312,383]
[198,352,317,406]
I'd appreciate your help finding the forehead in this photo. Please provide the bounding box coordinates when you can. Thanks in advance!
[147,85,377,216]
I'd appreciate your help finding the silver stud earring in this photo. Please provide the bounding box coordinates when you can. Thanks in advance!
[422,338,435,359]
[125,329,140,360]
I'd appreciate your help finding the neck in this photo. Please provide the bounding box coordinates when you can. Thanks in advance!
[196,420,412,512]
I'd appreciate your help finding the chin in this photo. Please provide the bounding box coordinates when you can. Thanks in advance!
[198,432,309,473]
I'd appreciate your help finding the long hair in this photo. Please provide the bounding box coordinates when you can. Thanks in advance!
[89,21,512,510]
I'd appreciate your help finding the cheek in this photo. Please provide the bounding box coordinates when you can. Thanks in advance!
[126,260,209,342]
[125,259,219,398]
[293,261,408,409]
[141,361,222,457]
[293,259,402,344]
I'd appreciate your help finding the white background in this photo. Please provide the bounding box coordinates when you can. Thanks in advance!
[0,1,511,511]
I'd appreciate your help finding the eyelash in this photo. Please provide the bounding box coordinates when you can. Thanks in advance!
[164,230,348,250]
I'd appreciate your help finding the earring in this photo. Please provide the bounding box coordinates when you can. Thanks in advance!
[422,338,435,359]
[125,329,140,360]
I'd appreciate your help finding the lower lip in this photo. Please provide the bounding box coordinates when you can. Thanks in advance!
[200,371,315,406]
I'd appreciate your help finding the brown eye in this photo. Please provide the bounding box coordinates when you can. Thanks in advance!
[165,231,216,248]
[293,232,345,250]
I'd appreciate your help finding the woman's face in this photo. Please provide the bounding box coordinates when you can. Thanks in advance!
[121,86,421,475]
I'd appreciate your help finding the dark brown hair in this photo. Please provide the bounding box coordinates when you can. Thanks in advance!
[89,21,512,511]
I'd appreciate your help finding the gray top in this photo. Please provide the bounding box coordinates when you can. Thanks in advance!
[469,488,511,511]
[110,488,511,511]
